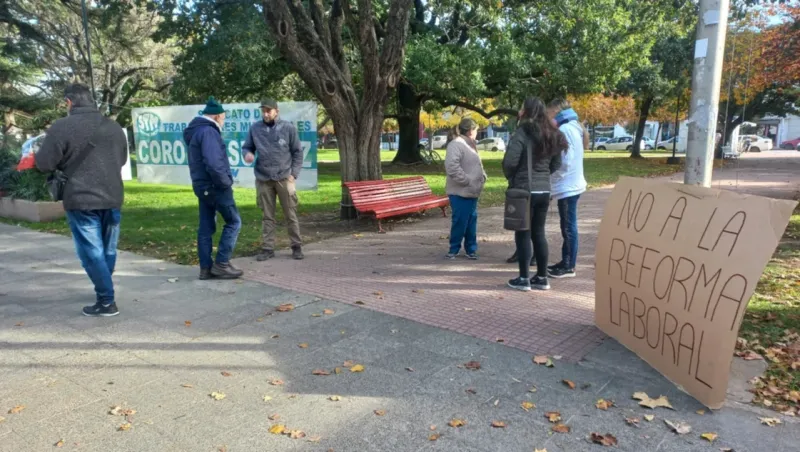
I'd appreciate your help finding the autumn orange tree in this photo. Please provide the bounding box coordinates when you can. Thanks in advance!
[570,94,636,149]
[719,6,800,143]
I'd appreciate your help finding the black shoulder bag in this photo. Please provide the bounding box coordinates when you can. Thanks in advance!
[47,129,100,202]
[503,142,534,231]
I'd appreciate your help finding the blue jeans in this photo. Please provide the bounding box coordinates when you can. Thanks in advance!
[195,186,242,269]
[557,194,580,269]
[66,209,121,305]
[448,195,478,254]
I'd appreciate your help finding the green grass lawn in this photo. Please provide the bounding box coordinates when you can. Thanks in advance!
[740,205,800,410]
[3,151,682,265]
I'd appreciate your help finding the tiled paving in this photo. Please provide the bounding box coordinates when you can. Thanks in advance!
[238,151,800,361]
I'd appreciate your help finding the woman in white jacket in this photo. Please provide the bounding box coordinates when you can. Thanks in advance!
[546,98,588,278]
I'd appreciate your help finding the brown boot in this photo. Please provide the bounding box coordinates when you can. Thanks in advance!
[211,262,244,279]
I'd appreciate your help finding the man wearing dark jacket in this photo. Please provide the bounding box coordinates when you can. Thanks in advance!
[243,99,304,261]
[35,83,127,317]
[185,97,243,280]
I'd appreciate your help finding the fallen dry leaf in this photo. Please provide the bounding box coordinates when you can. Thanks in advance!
[221,371,232,377]
[465,388,477,395]
[0,416,5,423]
[374,410,386,416]
[311,313,322,317]
[430,425,437,431]
[590,433,618,446]
[529,386,538,393]
[551,424,571,433]
[268,414,280,421]
[633,392,674,409]
[269,379,284,386]
[535,449,547,452]
[545,412,562,423]
[493,399,500,407]
[329,395,342,402]
[276,304,294,312]
[263,395,272,402]
[533,355,549,365]
[428,433,441,441]
[181,383,194,388]
[696,409,706,415]
[355,301,365,305]
[334,367,342,374]
[405,367,415,372]
[8,405,25,414]
[268,424,286,435]
[625,417,640,426]
[323,309,335,315]
[448,418,466,428]
[350,364,365,373]
[288,430,306,439]
[108,406,136,416]
[342,360,354,368]
[664,419,692,435]
[298,343,309,349]
[644,414,655,422]
[464,361,481,371]
[210,392,226,401]
[521,401,536,412]
[14,322,23,327]
[562,379,576,390]
[491,420,507,428]
[167,278,178,283]
[738,350,764,361]
[118,423,132,431]
[55,440,65,447]
[184,320,192,327]
[596,399,617,410]
[270,334,280,339]
[313,369,331,376]
[759,417,782,426]
[701,432,718,442]
[307,436,322,443]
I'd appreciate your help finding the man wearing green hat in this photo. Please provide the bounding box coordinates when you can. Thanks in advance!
[243,98,304,260]
[184,96,243,279]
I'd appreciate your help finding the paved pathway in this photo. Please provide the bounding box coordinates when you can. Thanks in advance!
[0,151,797,451]
[239,151,800,361]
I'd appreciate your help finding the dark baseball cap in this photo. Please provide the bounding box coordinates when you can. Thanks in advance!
[259,98,278,109]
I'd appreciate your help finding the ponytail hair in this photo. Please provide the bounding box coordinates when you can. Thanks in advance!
[447,117,478,144]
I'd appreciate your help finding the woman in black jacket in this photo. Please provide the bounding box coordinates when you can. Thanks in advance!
[502,97,567,291]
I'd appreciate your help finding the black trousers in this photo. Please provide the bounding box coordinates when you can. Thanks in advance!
[515,193,550,278]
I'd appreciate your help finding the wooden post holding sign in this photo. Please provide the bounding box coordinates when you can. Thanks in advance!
[594,177,797,409]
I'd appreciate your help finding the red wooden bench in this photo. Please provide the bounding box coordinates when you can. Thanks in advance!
[343,176,449,232]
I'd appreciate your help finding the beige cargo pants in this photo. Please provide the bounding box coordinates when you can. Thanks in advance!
[256,178,302,251]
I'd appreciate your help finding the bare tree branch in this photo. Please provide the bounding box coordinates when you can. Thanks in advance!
[440,100,518,119]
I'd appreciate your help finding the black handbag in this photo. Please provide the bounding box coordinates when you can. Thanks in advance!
[503,142,534,231]
[47,129,100,202]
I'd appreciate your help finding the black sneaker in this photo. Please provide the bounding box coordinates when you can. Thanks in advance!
[256,250,275,261]
[530,276,551,290]
[547,261,565,272]
[445,252,458,260]
[199,268,213,280]
[211,262,244,279]
[506,252,517,263]
[466,253,478,260]
[548,267,576,279]
[292,246,305,260]
[82,303,119,317]
[507,277,531,292]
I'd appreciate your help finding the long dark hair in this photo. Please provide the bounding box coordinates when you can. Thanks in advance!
[518,97,567,158]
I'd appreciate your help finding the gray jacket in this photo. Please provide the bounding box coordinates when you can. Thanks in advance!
[242,119,303,181]
[35,106,127,211]
[502,126,563,193]
[445,137,486,198]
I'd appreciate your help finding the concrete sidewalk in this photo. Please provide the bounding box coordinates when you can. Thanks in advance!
[0,151,798,451]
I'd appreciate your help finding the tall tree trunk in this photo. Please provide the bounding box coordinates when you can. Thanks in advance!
[392,81,424,164]
[631,97,653,158]
[590,121,597,151]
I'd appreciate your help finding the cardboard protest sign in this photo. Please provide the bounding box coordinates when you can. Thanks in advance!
[595,177,797,409]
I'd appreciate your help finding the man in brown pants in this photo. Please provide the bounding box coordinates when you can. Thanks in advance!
[243,99,304,260]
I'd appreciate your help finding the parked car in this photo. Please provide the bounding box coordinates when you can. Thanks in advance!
[476,137,506,152]
[738,134,773,152]
[779,136,800,151]
[595,136,642,151]
[656,136,682,150]
[641,137,655,150]
[593,137,610,148]
[431,135,448,149]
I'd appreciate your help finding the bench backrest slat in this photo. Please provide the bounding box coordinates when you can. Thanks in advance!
[344,176,434,206]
